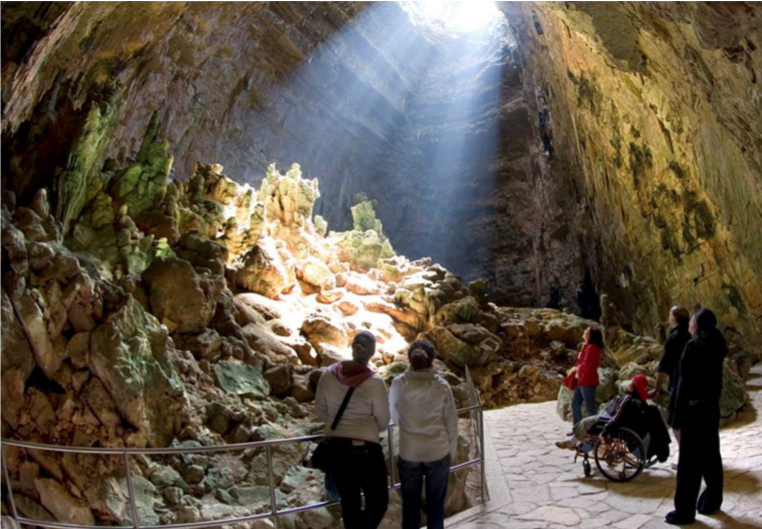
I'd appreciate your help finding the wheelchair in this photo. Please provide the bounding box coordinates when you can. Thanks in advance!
[573,419,658,482]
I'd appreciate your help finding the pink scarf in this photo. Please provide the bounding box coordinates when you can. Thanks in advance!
[330,360,373,388]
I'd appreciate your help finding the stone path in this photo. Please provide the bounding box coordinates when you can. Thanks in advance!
[449,366,762,529]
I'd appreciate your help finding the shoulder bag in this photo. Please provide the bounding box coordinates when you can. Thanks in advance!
[311,386,355,472]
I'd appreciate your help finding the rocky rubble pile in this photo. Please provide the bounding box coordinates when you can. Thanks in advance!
[0,119,484,528]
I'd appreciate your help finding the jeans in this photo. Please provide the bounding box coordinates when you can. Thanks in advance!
[572,415,601,441]
[571,386,597,426]
[399,455,451,529]
[331,440,389,529]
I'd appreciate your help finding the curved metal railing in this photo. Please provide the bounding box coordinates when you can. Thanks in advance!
[1,368,486,529]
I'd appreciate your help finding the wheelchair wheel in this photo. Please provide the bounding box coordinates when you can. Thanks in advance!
[583,459,592,477]
[594,428,646,483]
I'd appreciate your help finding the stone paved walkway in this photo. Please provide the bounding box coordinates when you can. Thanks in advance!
[449,366,762,529]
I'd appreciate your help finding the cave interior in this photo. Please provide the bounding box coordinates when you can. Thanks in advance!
[1,1,762,527]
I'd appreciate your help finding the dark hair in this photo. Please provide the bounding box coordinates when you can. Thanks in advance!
[670,306,690,328]
[694,308,718,336]
[408,340,436,370]
[587,327,604,349]
[352,331,376,362]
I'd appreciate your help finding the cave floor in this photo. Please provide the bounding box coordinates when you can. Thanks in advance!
[449,366,762,529]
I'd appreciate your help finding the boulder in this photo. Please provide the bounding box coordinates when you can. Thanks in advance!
[173,329,224,362]
[421,325,500,368]
[89,296,184,446]
[290,374,315,402]
[544,317,588,345]
[118,476,160,527]
[264,364,294,396]
[11,289,63,379]
[205,402,237,435]
[1,290,35,379]
[35,478,95,526]
[316,289,344,304]
[142,257,224,333]
[233,238,296,299]
[597,367,619,403]
[300,258,336,291]
[301,315,349,351]
[556,385,574,422]
[1,369,26,429]
[234,292,283,321]
[242,323,299,365]
[433,298,481,327]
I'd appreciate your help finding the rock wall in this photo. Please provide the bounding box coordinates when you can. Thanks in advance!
[503,2,762,341]
[1,1,591,311]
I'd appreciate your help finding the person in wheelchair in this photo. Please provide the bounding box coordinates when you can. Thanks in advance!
[557,374,649,450]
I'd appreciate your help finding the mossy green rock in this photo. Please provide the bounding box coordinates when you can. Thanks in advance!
[213,360,270,398]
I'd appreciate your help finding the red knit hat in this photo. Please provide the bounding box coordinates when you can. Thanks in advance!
[631,374,649,401]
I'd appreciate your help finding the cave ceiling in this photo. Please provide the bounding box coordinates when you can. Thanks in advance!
[2,1,762,342]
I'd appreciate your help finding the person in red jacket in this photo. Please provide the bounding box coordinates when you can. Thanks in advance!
[569,327,604,426]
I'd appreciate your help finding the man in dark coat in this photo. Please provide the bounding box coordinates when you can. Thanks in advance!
[665,309,727,526]
[650,306,691,425]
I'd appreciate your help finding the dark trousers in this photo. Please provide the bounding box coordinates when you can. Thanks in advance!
[331,440,389,529]
[399,455,451,529]
[674,408,724,519]
[572,386,597,426]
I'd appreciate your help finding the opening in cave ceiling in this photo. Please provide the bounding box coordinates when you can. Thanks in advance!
[401,1,503,34]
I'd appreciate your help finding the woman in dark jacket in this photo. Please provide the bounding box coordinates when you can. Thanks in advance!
[666,309,727,526]
[570,327,604,426]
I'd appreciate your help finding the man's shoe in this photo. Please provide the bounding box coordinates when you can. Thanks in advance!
[555,440,577,450]
[665,511,695,525]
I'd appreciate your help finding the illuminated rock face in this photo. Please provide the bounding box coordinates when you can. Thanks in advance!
[1,1,591,311]
[502,2,762,343]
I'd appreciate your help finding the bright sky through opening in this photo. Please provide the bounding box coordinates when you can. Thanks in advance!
[408,1,501,33]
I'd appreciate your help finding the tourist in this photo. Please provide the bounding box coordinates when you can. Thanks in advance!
[650,305,691,468]
[666,309,727,526]
[569,327,604,427]
[315,331,390,529]
[556,374,649,449]
[389,340,458,529]
[651,306,691,400]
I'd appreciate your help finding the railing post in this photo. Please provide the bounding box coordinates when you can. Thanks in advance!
[479,409,487,505]
[266,444,279,527]
[387,424,397,487]
[123,452,141,529]
[1,443,20,523]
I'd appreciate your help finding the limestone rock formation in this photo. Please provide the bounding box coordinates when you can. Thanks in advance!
[503,2,762,344]
[1,139,489,526]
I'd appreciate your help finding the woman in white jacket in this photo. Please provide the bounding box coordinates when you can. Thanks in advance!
[390,340,458,529]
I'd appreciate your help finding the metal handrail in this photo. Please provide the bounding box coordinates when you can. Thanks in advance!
[1,369,486,529]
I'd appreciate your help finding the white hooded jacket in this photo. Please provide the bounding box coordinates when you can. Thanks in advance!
[389,368,459,463]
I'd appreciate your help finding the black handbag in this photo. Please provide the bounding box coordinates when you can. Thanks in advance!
[311,386,355,472]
